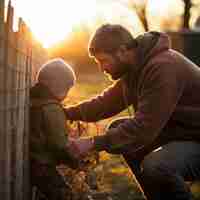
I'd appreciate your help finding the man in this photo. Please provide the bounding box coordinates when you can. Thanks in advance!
[65,24,200,200]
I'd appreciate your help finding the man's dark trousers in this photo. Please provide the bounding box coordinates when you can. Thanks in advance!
[108,118,200,200]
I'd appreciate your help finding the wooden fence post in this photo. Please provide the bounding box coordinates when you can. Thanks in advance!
[16,18,29,200]
[0,1,48,199]
[0,0,6,197]
[2,0,13,199]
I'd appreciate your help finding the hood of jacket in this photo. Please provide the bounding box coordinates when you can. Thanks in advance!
[136,31,171,67]
[124,31,171,86]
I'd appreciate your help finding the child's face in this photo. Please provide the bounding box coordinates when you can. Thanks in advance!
[57,92,68,101]
[57,86,72,101]
[56,83,74,102]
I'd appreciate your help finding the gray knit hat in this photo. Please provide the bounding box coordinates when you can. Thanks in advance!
[37,58,76,99]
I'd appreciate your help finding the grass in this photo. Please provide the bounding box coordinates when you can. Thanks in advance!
[97,154,144,200]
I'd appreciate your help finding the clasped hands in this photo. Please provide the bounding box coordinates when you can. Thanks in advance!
[67,136,95,160]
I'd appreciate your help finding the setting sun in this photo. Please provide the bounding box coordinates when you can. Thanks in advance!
[13,0,98,48]
[11,0,145,48]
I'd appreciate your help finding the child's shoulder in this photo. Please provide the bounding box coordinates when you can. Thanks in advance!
[31,98,64,115]
[42,101,66,118]
[42,101,63,112]
[42,102,67,124]
[31,99,60,108]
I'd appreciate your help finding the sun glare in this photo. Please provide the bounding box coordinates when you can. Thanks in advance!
[13,0,97,48]
[12,0,145,48]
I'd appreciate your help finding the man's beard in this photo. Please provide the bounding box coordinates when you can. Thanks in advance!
[106,61,131,81]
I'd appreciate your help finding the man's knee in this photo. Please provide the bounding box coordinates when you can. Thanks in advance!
[141,150,174,182]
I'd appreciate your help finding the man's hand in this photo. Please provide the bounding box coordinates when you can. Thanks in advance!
[67,137,94,159]
[68,129,80,139]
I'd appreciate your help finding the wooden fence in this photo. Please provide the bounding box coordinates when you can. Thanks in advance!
[0,0,48,199]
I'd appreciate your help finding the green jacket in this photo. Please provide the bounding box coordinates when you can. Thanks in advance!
[30,83,75,166]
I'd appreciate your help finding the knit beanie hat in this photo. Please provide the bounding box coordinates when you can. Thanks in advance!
[37,58,76,99]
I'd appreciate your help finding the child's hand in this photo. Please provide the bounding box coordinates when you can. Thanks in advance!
[66,121,87,138]
[68,129,79,138]
[67,137,94,159]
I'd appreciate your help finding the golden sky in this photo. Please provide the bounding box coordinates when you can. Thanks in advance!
[9,0,145,48]
[12,0,98,47]
[6,0,194,48]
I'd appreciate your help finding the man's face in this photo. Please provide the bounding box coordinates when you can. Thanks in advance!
[94,51,130,80]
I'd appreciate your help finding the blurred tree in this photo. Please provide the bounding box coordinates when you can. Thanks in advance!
[128,0,148,31]
[183,0,192,28]
[128,0,196,30]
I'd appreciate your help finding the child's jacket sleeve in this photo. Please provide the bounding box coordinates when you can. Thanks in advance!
[42,104,70,162]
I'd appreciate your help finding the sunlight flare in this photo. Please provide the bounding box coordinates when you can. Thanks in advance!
[12,0,144,48]
[13,0,98,47]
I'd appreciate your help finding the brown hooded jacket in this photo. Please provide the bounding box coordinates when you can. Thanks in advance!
[65,32,200,156]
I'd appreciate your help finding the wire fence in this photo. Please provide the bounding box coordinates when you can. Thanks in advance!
[0,1,48,199]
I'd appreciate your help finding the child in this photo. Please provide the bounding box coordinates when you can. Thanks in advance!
[30,58,78,200]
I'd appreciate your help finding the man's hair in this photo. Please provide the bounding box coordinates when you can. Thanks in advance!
[88,24,137,57]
